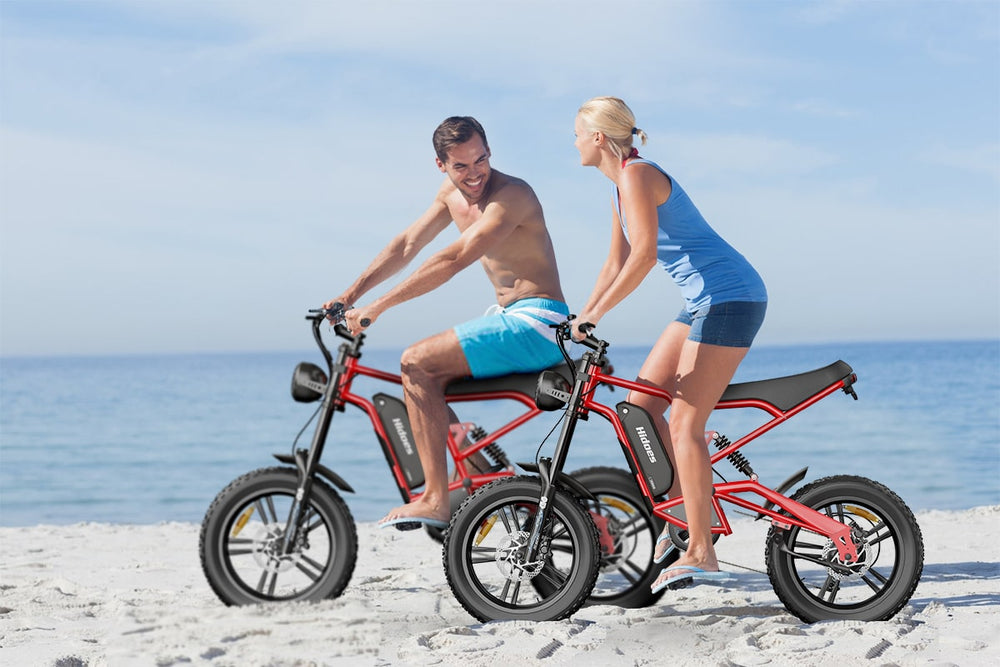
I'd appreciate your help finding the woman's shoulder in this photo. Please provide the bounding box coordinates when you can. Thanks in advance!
[625,158,669,178]
[619,159,672,201]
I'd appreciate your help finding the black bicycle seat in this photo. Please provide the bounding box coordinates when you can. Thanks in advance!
[720,360,854,412]
[446,362,575,398]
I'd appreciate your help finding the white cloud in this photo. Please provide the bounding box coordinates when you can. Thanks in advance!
[921,143,1000,183]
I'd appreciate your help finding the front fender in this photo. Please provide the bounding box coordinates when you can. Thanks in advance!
[272,453,356,494]
[516,461,597,502]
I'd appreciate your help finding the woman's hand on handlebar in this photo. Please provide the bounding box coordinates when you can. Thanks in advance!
[571,317,598,343]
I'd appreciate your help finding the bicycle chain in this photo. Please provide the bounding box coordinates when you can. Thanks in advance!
[666,505,770,575]
[717,558,766,575]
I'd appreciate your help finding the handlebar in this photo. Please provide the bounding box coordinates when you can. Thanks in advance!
[306,303,363,362]
[308,303,371,328]
[550,317,605,352]
[549,316,610,382]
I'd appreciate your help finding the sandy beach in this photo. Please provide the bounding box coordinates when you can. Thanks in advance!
[1,506,997,666]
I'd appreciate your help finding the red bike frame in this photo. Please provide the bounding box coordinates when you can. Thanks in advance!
[331,348,552,503]
[574,364,860,564]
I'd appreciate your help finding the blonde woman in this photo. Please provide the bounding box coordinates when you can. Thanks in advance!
[572,97,767,593]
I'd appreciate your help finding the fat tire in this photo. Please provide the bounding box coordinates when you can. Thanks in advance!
[765,474,923,622]
[200,467,358,605]
[443,476,601,621]
[570,466,669,608]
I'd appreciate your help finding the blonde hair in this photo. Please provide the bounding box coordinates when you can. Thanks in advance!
[577,96,648,161]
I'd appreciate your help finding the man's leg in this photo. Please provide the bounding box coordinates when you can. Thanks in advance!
[380,329,472,525]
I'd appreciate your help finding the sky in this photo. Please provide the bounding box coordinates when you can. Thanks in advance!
[1,0,998,357]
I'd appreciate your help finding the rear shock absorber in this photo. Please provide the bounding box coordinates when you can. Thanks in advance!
[712,433,756,480]
[469,425,511,471]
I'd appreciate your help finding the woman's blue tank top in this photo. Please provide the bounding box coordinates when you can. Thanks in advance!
[614,158,767,312]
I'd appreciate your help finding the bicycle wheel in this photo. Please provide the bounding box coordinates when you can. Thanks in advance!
[570,466,668,608]
[200,467,358,605]
[765,475,923,622]
[443,476,600,621]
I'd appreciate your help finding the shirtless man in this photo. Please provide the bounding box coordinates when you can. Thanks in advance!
[324,116,567,529]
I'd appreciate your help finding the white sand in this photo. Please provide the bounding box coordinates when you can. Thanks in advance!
[1,506,998,666]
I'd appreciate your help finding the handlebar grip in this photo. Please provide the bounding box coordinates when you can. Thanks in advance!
[360,318,371,328]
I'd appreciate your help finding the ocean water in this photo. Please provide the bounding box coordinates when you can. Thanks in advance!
[1,339,997,527]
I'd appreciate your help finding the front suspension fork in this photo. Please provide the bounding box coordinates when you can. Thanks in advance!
[523,379,588,561]
[281,448,316,555]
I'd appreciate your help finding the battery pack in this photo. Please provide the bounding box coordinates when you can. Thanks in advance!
[616,401,674,496]
[373,393,424,490]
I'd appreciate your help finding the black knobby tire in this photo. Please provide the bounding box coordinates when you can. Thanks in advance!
[569,466,669,608]
[765,475,923,622]
[200,467,358,605]
[443,476,601,621]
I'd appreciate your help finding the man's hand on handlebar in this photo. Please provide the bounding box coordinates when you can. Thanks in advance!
[321,298,349,322]
[343,307,376,335]
[320,298,377,335]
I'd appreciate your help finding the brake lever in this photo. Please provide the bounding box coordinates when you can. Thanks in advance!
[309,303,348,325]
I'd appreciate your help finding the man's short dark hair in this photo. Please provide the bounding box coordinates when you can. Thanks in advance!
[433,116,489,163]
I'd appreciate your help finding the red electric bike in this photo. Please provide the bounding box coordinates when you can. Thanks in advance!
[443,318,924,623]
[200,307,668,607]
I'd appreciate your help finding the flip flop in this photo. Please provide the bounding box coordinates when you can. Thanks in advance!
[653,534,678,565]
[379,516,450,532]
[651,566,734,594]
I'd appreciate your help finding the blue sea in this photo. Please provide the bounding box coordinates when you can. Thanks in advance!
[1,340,997,526]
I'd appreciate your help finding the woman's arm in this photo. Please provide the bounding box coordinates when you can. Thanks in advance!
[577,166,663,331]
[580,210,630,315]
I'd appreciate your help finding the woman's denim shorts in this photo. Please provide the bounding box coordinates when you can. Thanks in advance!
[675,301,767,348]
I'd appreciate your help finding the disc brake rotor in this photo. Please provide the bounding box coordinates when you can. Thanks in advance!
[494,530,546,582]
[821,526,874,581]
[249,523,304,572]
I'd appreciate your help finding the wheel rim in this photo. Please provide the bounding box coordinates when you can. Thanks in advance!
[782,499,901,610]
[220,489,335,600]
[462,499,585,612]
[581,494,654,601]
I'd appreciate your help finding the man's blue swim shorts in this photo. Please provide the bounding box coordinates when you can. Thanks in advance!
[454,297,570,378]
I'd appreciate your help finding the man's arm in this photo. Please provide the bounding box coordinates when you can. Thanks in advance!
[347,196,522,331]
[331,193,452,308]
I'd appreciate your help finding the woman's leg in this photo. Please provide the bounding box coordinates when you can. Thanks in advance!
[651,339,749,585]
[626,322,688,562]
